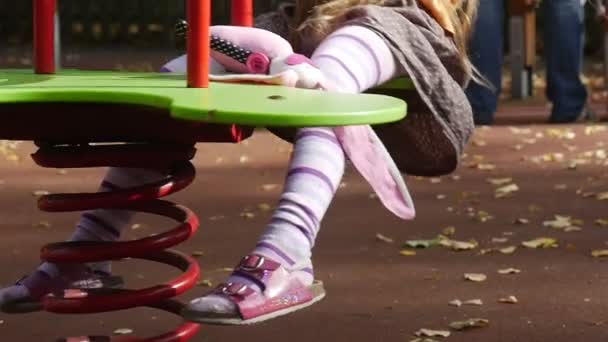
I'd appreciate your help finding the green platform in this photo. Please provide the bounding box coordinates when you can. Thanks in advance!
[0,69,407,127]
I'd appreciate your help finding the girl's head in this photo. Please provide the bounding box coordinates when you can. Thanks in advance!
[290,0,479,77]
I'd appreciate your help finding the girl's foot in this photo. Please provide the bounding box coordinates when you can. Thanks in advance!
[0,264,123,313]
[181,254,325,325]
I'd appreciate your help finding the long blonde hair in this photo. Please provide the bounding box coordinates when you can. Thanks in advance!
[290,0,479,78]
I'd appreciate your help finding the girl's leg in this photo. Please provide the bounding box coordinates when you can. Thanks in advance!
[186,25,398,316]
[0,167,166,305]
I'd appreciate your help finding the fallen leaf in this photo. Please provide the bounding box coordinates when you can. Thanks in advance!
[463,299,484,306]
[597,192,608,201]
[514,218,530,225]
[495,184,519,198]
[522,237,558,249]
[32,190,50,196]
[436,194,447,200]
[464,273,487,282]
[376,233,394,244]
[492,237,509,244]
[499,246,517,254]
[554,184,568,190]
[261,184,279,191]
[430,178,442,184]
[240,211,255,219]
[197,279,213,287]
[34,221,51,229]
[399,249,417,256]
[475,163,496,170]
[191,251,204,257]
[404,238,440,249]
[449,299,462,307]
[257,203,272,211]
[439,238,478,251]
[474,210,494,223]
[415,329,451,338]
[591,250,608,258]
[595,219,608,227]
[449,318,490,331]
[442,226,456,236]
[498,268,521,275]
[409,339,439,342]
[487,177,512,186]
[498,296,518,304]
[543,216,573,229]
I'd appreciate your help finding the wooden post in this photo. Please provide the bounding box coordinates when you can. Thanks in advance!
[231,0,253,26]
[33,0,56,74]
[508,0,536,99]
[187,0,211,88]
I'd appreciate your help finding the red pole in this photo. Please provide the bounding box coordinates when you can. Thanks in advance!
[33,0,56,74]
[231,0,253,27]
[187,0,210,88]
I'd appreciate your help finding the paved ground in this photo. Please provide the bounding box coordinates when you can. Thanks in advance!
[0,117,606,341]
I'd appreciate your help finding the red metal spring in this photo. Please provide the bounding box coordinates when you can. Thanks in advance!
[29,142,203,341]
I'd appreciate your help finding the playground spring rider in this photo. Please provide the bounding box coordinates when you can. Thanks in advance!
[0,0,406,340]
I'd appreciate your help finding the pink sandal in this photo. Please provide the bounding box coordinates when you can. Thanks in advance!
[181,255,326,325]
[1,269,123,313]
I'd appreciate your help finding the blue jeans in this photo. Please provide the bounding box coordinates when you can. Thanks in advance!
[465,0,588,124]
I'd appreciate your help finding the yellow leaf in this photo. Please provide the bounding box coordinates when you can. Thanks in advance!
[399,249,417,257]
[415,329,451,338]
[261,184,279,191]
[449,318,490,331]
[486,177,513,186]
[498,268,521,274]
[595,219,608,227]
[495,184,519,198]
[439,238,478,251]
[463,299,484,306]
[442,226,456,236]
[498,295,518,304]
[375,233,394,244]
[448,299,462,307]
[597,192,608,201]
[522,237,558,249]
[464,273,487,282]
[499,246,517,254]
[591,250,608,258]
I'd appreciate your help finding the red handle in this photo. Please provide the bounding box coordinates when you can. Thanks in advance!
[187,0,211,88]
[231,0,253,27]
[33,0,56,74]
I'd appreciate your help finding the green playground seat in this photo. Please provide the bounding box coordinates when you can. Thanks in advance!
[0,69,408,144]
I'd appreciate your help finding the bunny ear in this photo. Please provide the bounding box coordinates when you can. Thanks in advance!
[210,70,299,87]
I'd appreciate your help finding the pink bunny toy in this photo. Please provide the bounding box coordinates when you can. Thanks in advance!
[163,26,332,90]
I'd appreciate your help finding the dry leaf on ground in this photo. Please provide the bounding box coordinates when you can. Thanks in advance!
[522,237,558,249]
[464,273,487,282]
[415,329,451,338]
[498,296,518,304]
[449,318,490,331]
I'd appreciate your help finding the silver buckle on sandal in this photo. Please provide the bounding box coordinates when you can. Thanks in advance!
[221,283,248,296]
[239,255,265,272]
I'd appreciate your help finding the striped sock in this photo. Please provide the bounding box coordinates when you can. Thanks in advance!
[40,167,167,276]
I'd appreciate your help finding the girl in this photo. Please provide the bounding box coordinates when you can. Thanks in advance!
[1,0,477,325]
